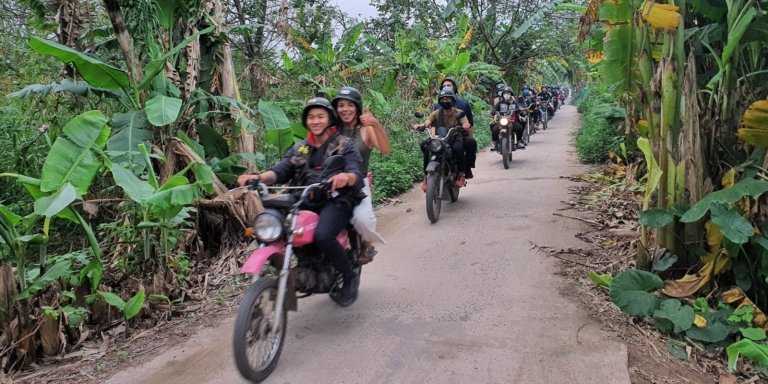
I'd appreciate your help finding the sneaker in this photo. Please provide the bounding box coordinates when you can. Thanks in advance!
[455,173,466,188]
[491,143,499,152]
[465,169,474,179]
[336,273,359,307]
[421,178,427,193]
[358,242,377,265]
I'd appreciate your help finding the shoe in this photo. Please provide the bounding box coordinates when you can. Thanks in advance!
[336,273,359,307]
[421,178,427,193]
[491,143,499,152]
[465,169,474,179]
[455,173,466,188]
[358,242,377,265]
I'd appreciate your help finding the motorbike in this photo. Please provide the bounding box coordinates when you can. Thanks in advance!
[529,97,547,131]
[494,111,515,169]
[515,105,532,144]
[232,155,363,383]
[414,112,464,224]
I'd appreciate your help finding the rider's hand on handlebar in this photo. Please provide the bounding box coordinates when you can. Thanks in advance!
[237,174,260,187]
[328,173,352,192]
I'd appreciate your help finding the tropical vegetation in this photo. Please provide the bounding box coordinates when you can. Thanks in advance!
[0,0,585,374]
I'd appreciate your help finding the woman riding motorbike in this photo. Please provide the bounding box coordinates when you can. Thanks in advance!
[236,97,364,307]
[332,86,391,264]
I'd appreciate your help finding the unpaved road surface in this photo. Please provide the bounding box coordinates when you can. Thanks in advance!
[108,105,631,384]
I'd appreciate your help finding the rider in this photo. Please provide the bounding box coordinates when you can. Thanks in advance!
[520,85,535,99]
[332,86,391,264]
[417,87,471,191]
[434,77,477,179]
[237,97,364,307]
[492,86,526,150]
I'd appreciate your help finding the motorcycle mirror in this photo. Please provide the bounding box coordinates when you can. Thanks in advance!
[414,111,425,118]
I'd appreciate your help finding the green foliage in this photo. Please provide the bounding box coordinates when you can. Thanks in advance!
[686,310,736,343]
[98,290,145,320]
[727,339,768,372]
[609,269,664,317]
[652,253,678,273]
[588,271,612,289]
[574,86,624,163]
[653,299,695,334]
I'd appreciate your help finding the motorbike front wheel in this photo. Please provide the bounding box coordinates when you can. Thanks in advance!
[542,115,548,130]
[425,173,442,223]
[233,277,286,383]
[501,136,510,169]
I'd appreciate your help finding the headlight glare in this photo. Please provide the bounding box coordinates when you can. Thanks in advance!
[499,117,509,126]
[254,212,283,242]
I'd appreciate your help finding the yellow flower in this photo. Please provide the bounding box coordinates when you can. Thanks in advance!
[298,145,309,155]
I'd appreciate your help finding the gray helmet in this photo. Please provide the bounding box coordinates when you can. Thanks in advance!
[438,87,456,107]
[301,97,338,129]
[331,86,363,115]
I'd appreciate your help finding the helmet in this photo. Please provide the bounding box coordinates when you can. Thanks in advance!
[440,77,458,92]
[331,86,363,115]
[438,87,457,100]
[437,87,456,107]
[501,86,513,96]
[301,97,338,129]
[495,83,507,96]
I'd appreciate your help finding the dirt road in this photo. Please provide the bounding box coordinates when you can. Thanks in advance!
[107,104,631,384]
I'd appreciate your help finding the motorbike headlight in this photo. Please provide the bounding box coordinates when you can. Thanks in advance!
[499,117,509,126]
[429,138,444,153]
[254,211,284,242]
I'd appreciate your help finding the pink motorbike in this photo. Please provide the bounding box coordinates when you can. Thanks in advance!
[232,156,363,382]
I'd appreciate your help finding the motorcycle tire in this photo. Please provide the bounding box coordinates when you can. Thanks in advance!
[425,173,442,223]
[501,137,510,169]
[233,277,286,383]
[542,116,548,130]
[448,178,460,203]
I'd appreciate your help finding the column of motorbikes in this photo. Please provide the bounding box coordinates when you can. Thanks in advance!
[416,85,568,223]
[230,85,569,383]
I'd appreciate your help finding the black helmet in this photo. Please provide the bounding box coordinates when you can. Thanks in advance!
[501,86,513,96]
[440,76,458,93]
[331,86,363,115]
[301,97,338,129]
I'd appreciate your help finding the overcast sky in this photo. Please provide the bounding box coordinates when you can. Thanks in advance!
[330,0,378,19]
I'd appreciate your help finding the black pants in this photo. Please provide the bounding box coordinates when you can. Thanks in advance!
[463,136,477,170]
[314,200,355,280]
[422,139,465,174]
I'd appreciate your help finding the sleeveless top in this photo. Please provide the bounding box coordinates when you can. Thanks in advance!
[343,125,372,174]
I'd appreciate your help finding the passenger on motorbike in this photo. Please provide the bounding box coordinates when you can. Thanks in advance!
[332,86,390,265]
[236,97,364,306]
[434,77,477,179]
[416,87,471,191]
[492,87,526,150]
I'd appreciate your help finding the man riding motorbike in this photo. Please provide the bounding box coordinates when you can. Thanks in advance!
[417,87,471,191]
[492,86,526,150]
[332,86,390,265]
[236,97,364,307]
[434,77,477,179]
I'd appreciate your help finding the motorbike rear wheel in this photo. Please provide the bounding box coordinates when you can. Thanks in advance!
[501,136,510,169]
[233,277,286,383]
[425,173,442,223]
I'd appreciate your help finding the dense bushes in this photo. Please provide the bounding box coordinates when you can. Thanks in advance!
[574,87,627,164]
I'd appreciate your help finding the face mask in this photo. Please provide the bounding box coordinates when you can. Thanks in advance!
[442,85,453,91]
[503,94,511,101]
[439,101,453,109]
